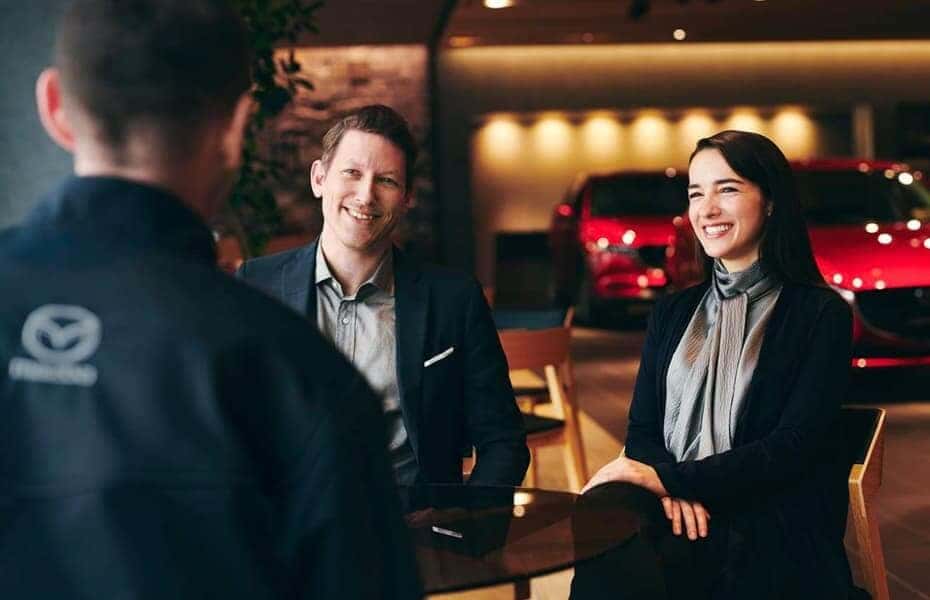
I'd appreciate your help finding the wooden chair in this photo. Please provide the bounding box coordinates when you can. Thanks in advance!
[498,323,588,492]
[497,307,574,408]
[842,406,889,600]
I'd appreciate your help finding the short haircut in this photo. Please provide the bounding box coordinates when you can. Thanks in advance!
[55,0,252,149]
[320,105,418,191]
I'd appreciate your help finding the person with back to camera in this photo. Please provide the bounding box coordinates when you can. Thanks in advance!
[571,130,859,599]
[0,1,420,598]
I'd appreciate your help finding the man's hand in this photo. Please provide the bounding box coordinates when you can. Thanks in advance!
[660,496,710,541]
[580,455,668,497]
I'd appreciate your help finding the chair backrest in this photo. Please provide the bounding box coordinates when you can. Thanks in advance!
[841,406,888,600]
[497,326,572,371]
[841,406,885,490]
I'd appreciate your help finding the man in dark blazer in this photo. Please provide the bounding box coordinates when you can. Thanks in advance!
[238,105,529,487]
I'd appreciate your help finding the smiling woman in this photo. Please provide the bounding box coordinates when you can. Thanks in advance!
[687,147,769,272]
[574,132,858,599]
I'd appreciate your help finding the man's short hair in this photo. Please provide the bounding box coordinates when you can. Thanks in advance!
[320,105,418,191]
[55,0,252,149]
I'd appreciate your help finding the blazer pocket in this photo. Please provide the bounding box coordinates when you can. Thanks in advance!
[423,346,455,368]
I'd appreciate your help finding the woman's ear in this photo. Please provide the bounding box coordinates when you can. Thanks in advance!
[35,68,76,153]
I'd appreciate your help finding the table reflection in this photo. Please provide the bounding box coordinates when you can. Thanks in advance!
[400,483,648,594]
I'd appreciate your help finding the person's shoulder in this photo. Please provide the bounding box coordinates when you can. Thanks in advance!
[209,271,355,373]
[0,224,22,252]
[783,282,851,319]
[238,242,312,279]
[397,252,480,295]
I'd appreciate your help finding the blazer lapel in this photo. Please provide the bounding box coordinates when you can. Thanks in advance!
[393,247,427,458]
[281,241,318,319]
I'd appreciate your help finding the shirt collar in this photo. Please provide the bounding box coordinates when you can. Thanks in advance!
[26,176,217,264]
[315,243,395,298]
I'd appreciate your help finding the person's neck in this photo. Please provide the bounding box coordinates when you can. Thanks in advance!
[319,231,390,296]
[73,140,216,221]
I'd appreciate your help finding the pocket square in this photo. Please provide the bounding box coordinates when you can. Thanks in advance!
[424,346,455,367]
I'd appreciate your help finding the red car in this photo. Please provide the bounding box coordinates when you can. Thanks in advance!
[667,159,930,368]
[549,171,687,322]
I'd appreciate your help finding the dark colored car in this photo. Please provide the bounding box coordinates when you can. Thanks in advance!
[667,159,930,368]
[549,171,687,322]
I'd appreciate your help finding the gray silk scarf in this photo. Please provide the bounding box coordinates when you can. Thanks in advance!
[664,260,782,461]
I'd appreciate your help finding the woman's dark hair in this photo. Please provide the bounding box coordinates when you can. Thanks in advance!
[689,130,826,286]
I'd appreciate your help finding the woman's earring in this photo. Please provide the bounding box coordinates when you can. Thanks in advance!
[766,206,773,217]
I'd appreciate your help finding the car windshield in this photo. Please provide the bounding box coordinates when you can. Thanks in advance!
[797,171,930,225]
[589,175,687,217]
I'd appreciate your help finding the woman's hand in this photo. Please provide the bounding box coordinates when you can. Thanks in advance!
[661,496,710,541]
[580,455,668,497]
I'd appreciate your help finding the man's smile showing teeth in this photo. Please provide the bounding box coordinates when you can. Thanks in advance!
[703,223,732,238]
[346,207,378,221]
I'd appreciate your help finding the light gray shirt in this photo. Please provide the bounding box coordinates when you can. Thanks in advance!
[315,245,418,484]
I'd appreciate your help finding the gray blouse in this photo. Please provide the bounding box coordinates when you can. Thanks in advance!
[663,260,782,461]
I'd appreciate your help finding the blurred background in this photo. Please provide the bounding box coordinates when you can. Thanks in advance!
[2,1,929,598]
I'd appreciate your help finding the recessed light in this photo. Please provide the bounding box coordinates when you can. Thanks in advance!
[448,35,480,48]
[484,0,513,8]
[673,29,687,41]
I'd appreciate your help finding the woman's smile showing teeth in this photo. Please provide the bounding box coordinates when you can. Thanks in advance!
[703,223,732,238]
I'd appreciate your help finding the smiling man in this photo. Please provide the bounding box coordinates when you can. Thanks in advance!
[238,105,529,488]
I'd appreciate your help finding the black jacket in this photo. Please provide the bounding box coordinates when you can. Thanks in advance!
[625,281,855,598]
[237,241,529,486]
[0,177,421,599]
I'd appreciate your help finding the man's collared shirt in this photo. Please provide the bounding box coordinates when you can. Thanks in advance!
[315,244,418,485]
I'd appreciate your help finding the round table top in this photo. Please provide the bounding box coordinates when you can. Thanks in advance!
[400,483,647,595]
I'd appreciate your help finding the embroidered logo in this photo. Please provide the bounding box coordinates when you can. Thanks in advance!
[8,304,101,387]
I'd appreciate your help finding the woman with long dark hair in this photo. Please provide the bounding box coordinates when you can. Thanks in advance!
[573,131,857,598]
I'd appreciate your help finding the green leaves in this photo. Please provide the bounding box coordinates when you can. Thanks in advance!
[227,0,323,258]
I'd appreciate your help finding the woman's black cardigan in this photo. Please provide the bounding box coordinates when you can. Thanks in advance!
[625,281,856,597]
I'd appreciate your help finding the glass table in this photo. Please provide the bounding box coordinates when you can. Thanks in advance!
[400,483,649,594]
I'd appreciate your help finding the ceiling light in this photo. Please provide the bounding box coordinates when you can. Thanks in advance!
[484,0,513,8]
[673,28,687,41]
[448,35,479,48]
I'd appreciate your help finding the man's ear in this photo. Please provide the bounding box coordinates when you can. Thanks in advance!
[221,92,254,170]
[309,160,326,197]
[35,68,75,152]
[403,189,416,210]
